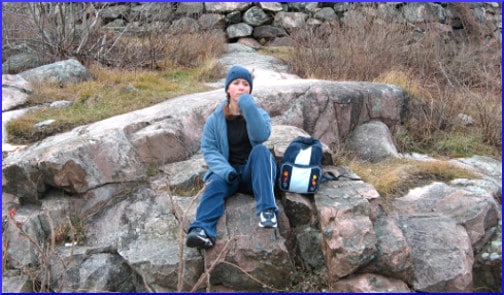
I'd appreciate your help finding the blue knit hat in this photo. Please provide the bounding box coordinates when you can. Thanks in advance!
[225,65,253,93]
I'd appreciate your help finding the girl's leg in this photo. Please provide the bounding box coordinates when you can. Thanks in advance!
[188,173,238,239]
[240,144,279,216]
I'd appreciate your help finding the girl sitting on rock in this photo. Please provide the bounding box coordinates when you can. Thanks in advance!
[186,65,279,249]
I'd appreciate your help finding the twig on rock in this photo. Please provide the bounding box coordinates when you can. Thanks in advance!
[191,236,234,292]
[175,183,206,292]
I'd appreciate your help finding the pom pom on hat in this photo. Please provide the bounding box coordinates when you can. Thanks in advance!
[225,65,253,93]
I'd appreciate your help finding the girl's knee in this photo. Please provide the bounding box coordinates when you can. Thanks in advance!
[251,144,269,156]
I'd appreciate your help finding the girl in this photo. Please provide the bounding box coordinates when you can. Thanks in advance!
[186,65,279,249]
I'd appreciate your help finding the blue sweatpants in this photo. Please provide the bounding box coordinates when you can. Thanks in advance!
[188,144,279,239]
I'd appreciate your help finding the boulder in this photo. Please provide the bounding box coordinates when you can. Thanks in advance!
[2,74,32,111]
[315,180,379,280]
[243,6,271,26]
[205,194,295,291]
[1,270,32,293]
[2,80,408,204]
[361,216,413,281]
[204,2,251,13]
[226,22,253,39]
[396,215,474,292]
[273,12,308,30]
[19,59,92,85]
[346,120,399,163]
[393,182,500,250]
[2,48,43,74]
[332,273,411,292]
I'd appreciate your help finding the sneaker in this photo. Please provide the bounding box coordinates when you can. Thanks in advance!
[258,209,277,228]
[186,227,214,249]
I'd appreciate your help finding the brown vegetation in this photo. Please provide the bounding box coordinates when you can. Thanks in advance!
[285,3,501,159]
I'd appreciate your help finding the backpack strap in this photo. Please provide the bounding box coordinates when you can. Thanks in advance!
[321,171,361,183]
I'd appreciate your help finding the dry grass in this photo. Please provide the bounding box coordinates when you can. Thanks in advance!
[257,46,294,61]
[7,55,224,144]
[373,68,426,101]
[349,158,478,201]
[164,31,227,68]
[3,3,227,144]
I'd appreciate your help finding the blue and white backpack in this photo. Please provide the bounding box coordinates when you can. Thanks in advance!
[277,136,323,194]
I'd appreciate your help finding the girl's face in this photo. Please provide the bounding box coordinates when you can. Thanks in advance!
[227,78,251,103]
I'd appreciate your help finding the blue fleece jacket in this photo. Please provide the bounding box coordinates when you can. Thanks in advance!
[201,94,271,183]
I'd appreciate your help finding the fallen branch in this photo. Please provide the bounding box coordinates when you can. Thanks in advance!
[190,236,234,292]
[174,183,207,292]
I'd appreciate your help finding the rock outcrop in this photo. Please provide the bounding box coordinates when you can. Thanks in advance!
[2,41,501,292]
[2,75,501,292]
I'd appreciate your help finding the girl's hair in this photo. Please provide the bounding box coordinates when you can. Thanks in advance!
[223,93,236,120]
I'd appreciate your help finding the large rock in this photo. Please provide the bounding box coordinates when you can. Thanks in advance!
[2,129,146,204]
[472,219,502,293]
[226,22,254,39]
[48,250,148,292]
[401,2,447,23]
[449,155,503,191]
[362,216,413,281]
[393,182,500,250]
[19,59,92,85]
[315,180,378,280]
[262,80,407,149]
[273,12,308,30]
[204,2,251,13]
[2,74,32,111]
[3,204,45,269]
[159,153,207,193]
[82,186,203,292]
[1,270,32,293]
[332,273,411,292]
[2,80,407,204]
[396,215,474,292]
[205,194,294,291]
[243,6,271,26]
[2,52,43,74]
[346,120,399,163]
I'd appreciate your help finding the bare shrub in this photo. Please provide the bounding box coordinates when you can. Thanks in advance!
[450,2,483,42]
[287,6,502,156]
[2,3,109,67]
[2,3,228,71]
[406,27,501,150]
[12,3,105,64]
[98,30,170,69]
[2,207,81,292]
[100,30,226,70]
[164,31,227,68]
[288,14,409,81]
[466,89,502,148]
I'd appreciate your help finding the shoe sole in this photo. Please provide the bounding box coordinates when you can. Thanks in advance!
[258,222,277,228]
[186,235,213,249]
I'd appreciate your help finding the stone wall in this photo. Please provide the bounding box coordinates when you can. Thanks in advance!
[3,2,502,74]
[102,2,502,46]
